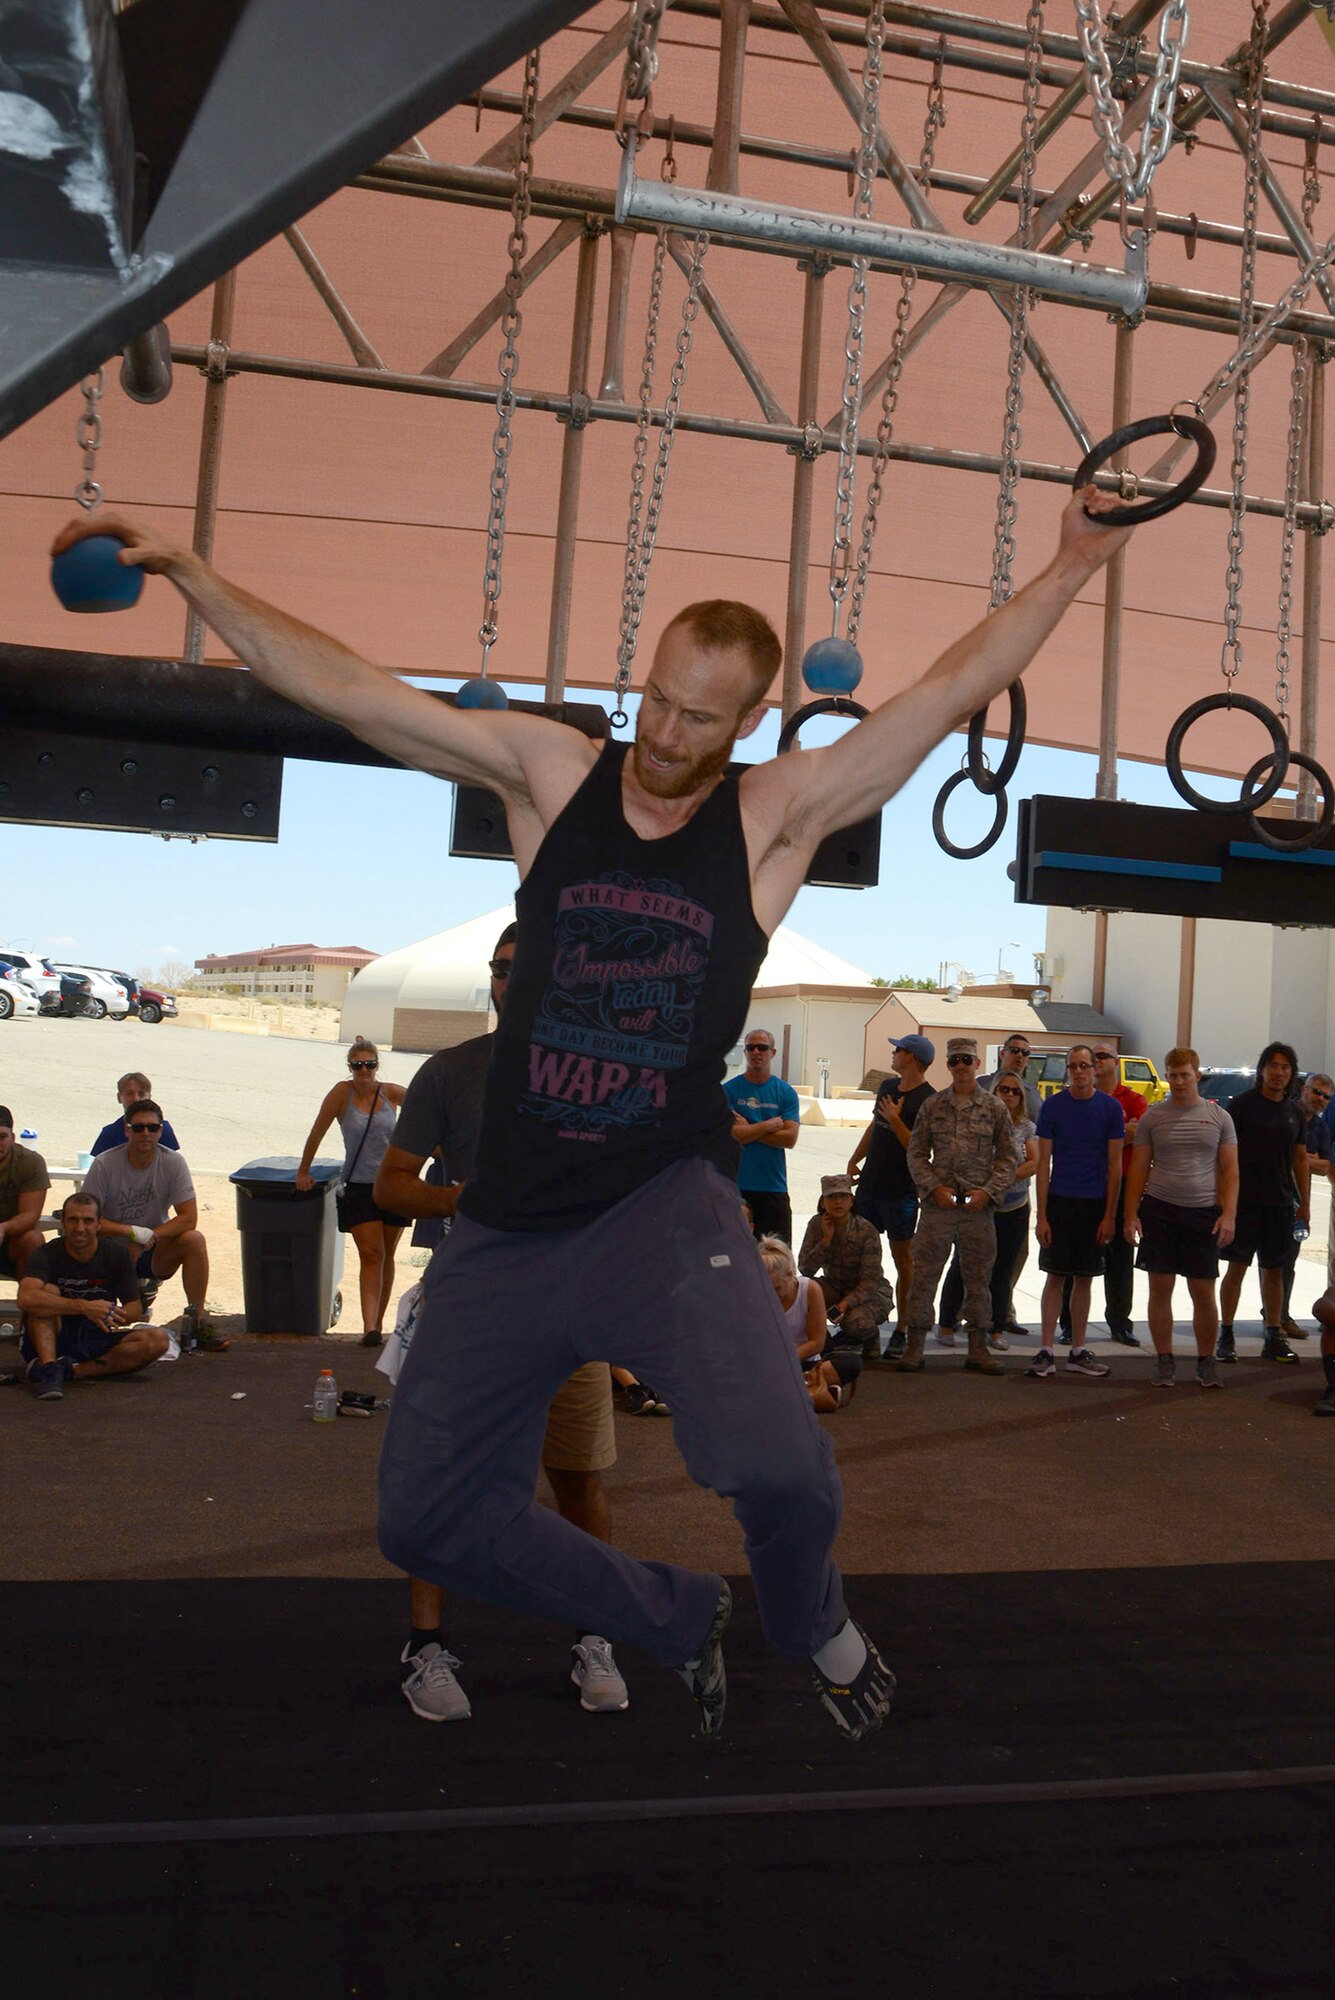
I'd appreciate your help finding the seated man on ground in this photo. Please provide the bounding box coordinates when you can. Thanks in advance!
[758,1233,854,1412]
[19,1191,167,1400]
[0,1104,48,1284]
[798,1175,893,1368]
[80,1099,222,1351]
[90,1071,181,1158]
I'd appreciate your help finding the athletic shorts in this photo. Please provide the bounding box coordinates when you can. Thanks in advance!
[1136,1195,1221,1281]
[0,1238,20,1279]
[1227,1201,1294,1272]
[743,1189,792,1244]
[856,1190,918,1243]
[340,1181,410,1232]
[1038,1193,1107,1278]
[19,1314,122,1368]
[541,1361,616,1473]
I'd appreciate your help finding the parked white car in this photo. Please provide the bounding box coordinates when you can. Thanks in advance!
[0,968,40,1019]
[50,963,132,1019]
[0,950,62,1006]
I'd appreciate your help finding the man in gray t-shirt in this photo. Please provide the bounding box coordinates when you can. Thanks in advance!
[1123,1051,1237,1388]
[80,1097,218,1348]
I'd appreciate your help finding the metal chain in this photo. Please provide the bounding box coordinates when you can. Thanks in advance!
[1275,334,1308,725]
[846,51,946,645]
[1199,225,1335,416]
[74,369,105,512]
[477,48,541,675]
[989,0,1045,613]
[624,0,667,106]
[1219,0,1267,692]
[1302,120,1323,233]
[613,231,709,720]
[1074,0,1191,203]
[827,0,886,634]
[616,230,670,706]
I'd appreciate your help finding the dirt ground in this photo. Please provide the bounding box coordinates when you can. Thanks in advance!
[171,992,343,1042]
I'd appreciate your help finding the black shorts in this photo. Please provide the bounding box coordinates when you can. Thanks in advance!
[339,1181,409,1232]
[1136,1196,1221,1281]
[1038,1193,1106,1278]
[742,1189,792,1244]
[19,1315,121,1368]
[855,1190,918,1243]
[0,1238,19,1279]
[1227,1201,1294,1271]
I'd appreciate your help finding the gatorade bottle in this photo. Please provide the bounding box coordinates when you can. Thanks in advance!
[313,1369,338,1421]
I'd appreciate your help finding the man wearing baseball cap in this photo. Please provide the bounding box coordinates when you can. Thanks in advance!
[848,1034,935,1360]
[901,1037,1016,1375]
[798,1173,893,1373]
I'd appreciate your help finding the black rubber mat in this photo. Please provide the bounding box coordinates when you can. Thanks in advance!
[7,1566,1335,1999]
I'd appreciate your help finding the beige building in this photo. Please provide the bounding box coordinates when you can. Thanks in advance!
[860,990,1124,1092]
[193,943,378,1005]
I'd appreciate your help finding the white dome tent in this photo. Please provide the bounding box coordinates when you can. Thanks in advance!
[341,906,872,1054]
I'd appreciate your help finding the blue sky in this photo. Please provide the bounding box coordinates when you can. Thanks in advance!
[0,682,1198,987]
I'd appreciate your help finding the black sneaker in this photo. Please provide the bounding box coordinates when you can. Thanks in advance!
[1261,1334,1300,1365]
[31,1359,70,1401]
[1215,1329,1237,1364]
[1313,1391,1335,1417]
[1002,1319,1028,1338]
[810,1621,895,1742]
[1056,1327,1073,1346]
[676,1583,732,1738]
[884,1330,907,1360]
[1109,1328,1142,1347]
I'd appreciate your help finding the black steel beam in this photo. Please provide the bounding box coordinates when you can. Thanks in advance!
[0,0,601,440]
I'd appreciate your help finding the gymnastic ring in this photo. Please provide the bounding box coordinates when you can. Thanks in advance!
[1164,692,1290,815]
[1240,747,1335,852]
[931,767,1009,860]
[964,679,1027,796]
[1072,412,1216,526]
[777,694,869,753]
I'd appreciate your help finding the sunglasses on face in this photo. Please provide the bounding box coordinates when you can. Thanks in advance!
[996,1085,1022,1096]
[488,960,512,980]
[1067,1061,1094,1071]
[1004,1045,1029,1056]
[1310,1087,1332,1101]
[1093,1052,1115,1062]
[349,1059,378,1071]
[947,1054,976,1067]
[128,1121,162,1134]
[745,1044,773,1054]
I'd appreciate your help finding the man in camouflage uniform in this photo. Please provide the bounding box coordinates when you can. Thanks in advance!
[797,1173,894,1369]
[900,1036,1016,1376]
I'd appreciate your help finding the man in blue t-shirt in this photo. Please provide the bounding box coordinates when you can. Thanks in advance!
[1028,1044,1124,1381]
[724,1028,801,1243]
[90,1071,181,1158]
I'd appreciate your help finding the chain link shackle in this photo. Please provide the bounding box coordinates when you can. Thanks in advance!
[612,231,709,726]
[1219,0,1268,693]
[74,369,105,512]
[989,0,1045,614]
[478,47,541,675]
[1074,0,1191,205]
[827,0,886,636]
[847,49,946,646]
[624,0,667,109]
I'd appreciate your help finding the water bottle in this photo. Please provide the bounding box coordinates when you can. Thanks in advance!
[1293,1216,1310,1243]
[313,1368,338,1421]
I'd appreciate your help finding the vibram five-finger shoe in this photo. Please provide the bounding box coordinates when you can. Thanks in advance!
[676,1582,732,1739]
[810,1622,896,1742]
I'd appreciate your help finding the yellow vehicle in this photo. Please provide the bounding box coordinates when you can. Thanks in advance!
[1025,1051,1168,1104]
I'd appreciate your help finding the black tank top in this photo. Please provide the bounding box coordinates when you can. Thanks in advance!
[461,741,769,1231]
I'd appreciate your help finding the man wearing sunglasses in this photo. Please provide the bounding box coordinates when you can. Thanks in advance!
[62,485,1133,1742]
[724,1030,801,1243]
[80,1099,219,1351]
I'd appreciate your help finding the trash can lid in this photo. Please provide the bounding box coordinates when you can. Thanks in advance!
[229,1155,343,1186]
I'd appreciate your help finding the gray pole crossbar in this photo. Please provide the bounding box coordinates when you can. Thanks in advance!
[615,154,1149,315]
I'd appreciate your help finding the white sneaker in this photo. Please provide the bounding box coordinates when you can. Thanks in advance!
[571,1635,630,1712]
[400,1640,472,1721]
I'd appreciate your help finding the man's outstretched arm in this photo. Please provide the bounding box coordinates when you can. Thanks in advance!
[48,514,589,806]
[775,487,1133,837]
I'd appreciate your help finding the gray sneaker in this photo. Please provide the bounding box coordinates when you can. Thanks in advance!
[1152,1353,1177,1388]
[1066,1348,1111,1378]
[571,1636,629,1713]
[400,1640,471,1722]
[1196,1357,1223,1390]
[1026,1347,1056,1379]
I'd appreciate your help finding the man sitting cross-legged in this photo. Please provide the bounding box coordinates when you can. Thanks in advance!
[80,1099,223,1351]
[19,1191,168,1400]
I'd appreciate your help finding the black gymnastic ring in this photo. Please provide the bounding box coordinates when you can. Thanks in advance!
[1072,412,1216,526]
[964,679,1027,796]
[776,694,869,753]
[931,766,1009,860]
[1164,692,1290,815]
[1241,747,1335,852]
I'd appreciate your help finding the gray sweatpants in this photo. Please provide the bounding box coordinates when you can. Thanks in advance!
[378,1157,846,1666]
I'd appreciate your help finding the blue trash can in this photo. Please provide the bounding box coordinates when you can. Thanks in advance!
[230,1156,345,1335]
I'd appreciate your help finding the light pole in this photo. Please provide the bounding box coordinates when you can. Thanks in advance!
[996,941,1022,982]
